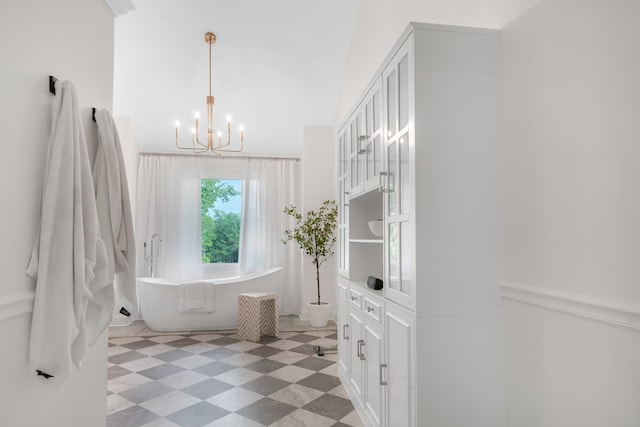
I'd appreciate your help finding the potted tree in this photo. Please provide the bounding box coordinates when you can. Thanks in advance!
[283,200,338,327]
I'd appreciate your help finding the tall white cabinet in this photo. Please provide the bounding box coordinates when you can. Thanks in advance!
[336,23,505,427]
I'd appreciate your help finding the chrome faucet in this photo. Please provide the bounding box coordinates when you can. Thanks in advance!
[144,233,162,277]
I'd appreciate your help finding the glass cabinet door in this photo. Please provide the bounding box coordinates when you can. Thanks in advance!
[363,79,383,192]
[349,111,363,196]
[337,129,349,276]
[383,36,413,310]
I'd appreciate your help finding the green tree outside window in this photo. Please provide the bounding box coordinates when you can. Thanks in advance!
[201,178,242,263]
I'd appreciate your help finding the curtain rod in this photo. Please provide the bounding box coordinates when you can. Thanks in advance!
[140,151,301,162]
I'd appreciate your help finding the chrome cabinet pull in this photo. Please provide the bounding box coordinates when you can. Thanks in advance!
[358,135,367,154]
[380,363,388,385]
[357,340,366,360]
[343,324,349,340]
[379,171,389,192]
[351,295,357,301]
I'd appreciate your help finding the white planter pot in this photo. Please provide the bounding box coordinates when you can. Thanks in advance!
[307,301,332,327]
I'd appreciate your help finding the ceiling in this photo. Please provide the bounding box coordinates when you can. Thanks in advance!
[113,0,359,156]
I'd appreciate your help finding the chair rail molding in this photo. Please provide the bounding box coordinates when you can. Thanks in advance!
[0,290,35,322]
[103,0,134,17]
[501,281,640,332]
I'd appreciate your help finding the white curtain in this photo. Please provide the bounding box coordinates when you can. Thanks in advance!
[238,158,302,314]
[136,154,302,313]
[136,155,202,280]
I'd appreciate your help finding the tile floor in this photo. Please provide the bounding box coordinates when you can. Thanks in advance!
[107,318,363,427]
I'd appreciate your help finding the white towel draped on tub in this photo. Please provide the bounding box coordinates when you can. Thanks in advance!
[26,80,111,388]
[94,109,138,318]
[179,281,215,312]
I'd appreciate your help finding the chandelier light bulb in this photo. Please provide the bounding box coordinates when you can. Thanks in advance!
[175,120,180,128]
[194,112,200,119]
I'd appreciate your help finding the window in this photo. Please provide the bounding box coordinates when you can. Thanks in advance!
[201,178,242,263]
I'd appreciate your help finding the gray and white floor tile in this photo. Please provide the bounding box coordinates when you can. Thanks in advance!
[107,318,360,427]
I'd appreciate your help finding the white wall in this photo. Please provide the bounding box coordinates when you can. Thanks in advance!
[114,117,139,219]
[300,126,337,319]
[112,117,139,325]
[0,0,114,425]
[335,0,541,125]
[501,0,640,425]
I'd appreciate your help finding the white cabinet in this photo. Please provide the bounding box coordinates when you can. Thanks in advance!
[336,22,504,427]
[342,79,384,200]
[347,106,363,196]
[383,300,414,427]
[337,129,349,277]
[362,297,384,427]
[338,281,385,427]
[361,79,384,193]
[337,278,349,376]
[382,37,413,310]
[347,288,364,404]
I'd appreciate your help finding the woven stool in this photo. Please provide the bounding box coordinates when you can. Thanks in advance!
[237,291,279,342]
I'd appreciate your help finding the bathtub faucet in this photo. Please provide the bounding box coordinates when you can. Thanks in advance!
[144,233,162,277]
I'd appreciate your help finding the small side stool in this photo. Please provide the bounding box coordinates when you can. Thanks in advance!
[237,291,279,342]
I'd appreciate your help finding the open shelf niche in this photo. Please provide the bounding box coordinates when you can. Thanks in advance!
[348,189,383,285]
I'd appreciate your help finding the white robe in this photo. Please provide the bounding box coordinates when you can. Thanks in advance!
[26,80,110,388]
[93,110,138,317]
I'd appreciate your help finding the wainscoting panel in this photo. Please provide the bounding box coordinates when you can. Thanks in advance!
[501,281,640,332]
[0,290,34,322]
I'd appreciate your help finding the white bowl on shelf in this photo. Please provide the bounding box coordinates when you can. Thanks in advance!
[368,219,383,238]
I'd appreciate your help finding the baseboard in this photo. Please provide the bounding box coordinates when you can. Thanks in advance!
[501,281,640,331]
[0,290,35,322]
[110,314,137,326]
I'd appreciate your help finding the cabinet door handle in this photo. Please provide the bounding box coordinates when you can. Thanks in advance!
[358,135,367,154]
[379,171,389,193]
[357,340,366,360]
[343,324,349,340]
[366,306,375,313]
[380,363,388,386]
[350,295,357,301]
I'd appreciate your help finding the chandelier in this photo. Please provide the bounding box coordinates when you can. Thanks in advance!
[175,32,244,155]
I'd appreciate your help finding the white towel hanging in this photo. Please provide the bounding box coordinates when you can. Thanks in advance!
[26,80,110,388]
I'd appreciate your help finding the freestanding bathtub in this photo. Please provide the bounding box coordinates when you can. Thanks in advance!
[137,267,282,332]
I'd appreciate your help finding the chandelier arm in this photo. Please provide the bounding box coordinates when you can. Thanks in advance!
[212,137,244,153]
[176,142,208,154]
[194,137,208,149]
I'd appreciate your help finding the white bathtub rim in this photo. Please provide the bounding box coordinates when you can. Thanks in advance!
[138,266,282,286]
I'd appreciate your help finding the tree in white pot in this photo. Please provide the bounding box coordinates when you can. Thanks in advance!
[283,200,337,327]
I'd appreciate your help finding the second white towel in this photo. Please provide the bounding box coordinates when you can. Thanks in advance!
[179,281,215,312]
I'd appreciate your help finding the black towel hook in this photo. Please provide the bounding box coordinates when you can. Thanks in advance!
[48,75,97,122]
[48,75,57,95]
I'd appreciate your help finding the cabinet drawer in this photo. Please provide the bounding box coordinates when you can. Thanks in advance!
[349,289,363,310]
[363,297,382,325]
